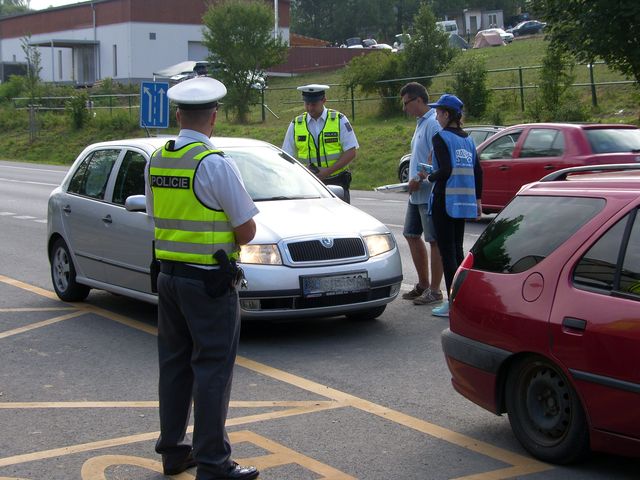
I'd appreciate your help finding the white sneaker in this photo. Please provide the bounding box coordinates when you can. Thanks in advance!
[431,302,450,317]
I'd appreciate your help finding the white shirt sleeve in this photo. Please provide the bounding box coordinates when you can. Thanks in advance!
[194,153,259,228]
[339,114,359,151]
[281,122,297,158]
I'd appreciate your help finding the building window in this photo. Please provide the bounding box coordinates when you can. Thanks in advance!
[113,45,118,77]
[488,13,497,28]
[58,50,63,80]
[149,32,156,40]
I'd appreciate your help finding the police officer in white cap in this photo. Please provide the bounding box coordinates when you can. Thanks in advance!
[282,84,359,203]
[144,76,260,480]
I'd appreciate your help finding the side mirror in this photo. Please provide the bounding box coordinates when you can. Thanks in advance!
[327,185,345,200]
[125,194,147,212]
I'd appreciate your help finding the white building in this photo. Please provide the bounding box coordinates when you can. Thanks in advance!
[0,0,290,85]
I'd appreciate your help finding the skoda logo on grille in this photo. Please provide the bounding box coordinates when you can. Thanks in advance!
[320,237,334,248]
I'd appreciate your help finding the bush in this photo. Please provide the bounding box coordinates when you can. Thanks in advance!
[342,51,404,116]
[449,55,490,119]
[94,111,139,133]
[65,93,90,130]
[0,75,26,103]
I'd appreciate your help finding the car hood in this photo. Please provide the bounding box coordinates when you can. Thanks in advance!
[251,198,388,243]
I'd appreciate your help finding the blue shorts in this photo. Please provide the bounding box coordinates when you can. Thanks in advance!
[403,201,437,243]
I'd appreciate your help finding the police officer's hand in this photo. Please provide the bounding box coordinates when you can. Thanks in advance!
[316,167,332,180]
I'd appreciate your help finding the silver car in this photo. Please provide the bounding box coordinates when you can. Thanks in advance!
[48,137,402,320]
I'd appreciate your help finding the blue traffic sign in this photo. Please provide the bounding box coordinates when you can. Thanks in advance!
[140,81,169,128]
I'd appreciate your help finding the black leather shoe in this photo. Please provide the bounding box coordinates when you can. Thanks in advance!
[211,462,259,479]
[163,452,197,475]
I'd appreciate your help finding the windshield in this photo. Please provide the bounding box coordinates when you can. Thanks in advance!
[224,145,330,201]
[585,128,640,153]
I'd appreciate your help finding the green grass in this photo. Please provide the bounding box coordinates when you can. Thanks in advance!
[1,37,638,190]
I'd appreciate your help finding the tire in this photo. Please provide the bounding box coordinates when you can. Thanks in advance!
[50,238,90,302]
[346,305,386,321]
[505,355,590,464]
[398,161,410,183]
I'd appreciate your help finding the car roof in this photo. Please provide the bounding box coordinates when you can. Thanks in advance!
[82,136,274,153]
[497,122,638,132]
[521,165,640,196]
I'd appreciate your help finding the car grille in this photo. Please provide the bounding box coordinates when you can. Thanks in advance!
[256,285,392,310]
[287,237,366,262]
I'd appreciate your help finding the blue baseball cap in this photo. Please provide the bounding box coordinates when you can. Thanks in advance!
[427,94,464,114]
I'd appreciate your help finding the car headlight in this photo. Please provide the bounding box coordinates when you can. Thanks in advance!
[364,233,394,257]
[239,244,282,265]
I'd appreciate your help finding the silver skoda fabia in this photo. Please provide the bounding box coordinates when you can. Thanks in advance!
[47,137,403,320]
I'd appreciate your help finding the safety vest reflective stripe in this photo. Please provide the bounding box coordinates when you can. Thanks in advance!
[149,141,238,265]
[293,110,346,174]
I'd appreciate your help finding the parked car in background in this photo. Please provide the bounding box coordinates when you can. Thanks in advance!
[477,123,640,213]
[344,37,363,48]
[48,137,403,321]
[507,20,546,36]
[442,164,640,463]
[393,33,411,51]
[435,20,459,36]
[477,28,514,43]
[397,125,504,182]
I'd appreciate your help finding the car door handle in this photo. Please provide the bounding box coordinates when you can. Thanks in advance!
[562,317,586,333]
[544,165,556,170]
[102,214,113,224]
[499,165,509,171]
[63,205,71,214]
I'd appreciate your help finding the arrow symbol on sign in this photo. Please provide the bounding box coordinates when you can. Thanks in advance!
[143,87,153,122]
[158,88,166,124]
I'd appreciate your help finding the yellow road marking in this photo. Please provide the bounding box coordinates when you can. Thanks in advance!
[0,311,85,339]
[0,400,338,409]
[0,403,342,469]
[79,431,355,480]
[0,275,553,479]
[0,308,76,312]
[0,275,59,300]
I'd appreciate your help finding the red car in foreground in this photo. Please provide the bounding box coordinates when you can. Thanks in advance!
[442,164,640,463]
[477,123,640,213]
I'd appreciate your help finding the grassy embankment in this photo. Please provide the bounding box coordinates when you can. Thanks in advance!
[1,36,637,189]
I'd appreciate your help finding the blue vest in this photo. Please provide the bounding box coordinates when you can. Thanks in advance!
[432,130,478,219]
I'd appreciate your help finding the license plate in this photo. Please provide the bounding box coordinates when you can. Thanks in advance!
[301,272,370,298]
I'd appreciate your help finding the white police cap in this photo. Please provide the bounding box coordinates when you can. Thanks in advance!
[167,76,227,110]
[297,84,330,102]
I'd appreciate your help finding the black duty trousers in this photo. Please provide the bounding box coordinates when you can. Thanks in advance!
[155,271,240,479]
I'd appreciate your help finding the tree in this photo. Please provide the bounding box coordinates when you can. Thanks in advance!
[0,0,28,16]
[20,34,41,103]
[531,0,640,85]
[202,0,287,123]
[402,3,458,83]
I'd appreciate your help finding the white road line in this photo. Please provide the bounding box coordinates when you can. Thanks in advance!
[0,165,65,173]
[0,212,16,216]
[0,177,59,187]
[34,219,48,224]
[386,223,403,229]
[14,216,36,220]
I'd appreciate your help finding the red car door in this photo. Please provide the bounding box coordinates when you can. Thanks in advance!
[506,127,565,199]
[477,129,523,211]
[550,205,640,439]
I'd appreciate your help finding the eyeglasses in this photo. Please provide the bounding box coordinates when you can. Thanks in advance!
[402,97,417,107]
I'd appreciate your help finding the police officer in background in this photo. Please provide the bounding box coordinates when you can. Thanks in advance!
[282,84,359,203]
[144,76,260,480]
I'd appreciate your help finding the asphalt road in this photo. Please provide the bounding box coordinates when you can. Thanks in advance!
[0,160,637,479]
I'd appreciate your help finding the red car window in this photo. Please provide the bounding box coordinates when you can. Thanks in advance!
[519,128,564,157]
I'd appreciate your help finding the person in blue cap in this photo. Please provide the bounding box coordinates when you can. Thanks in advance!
[421,94,483,318]
[282,84,359,203]
[145,76,260,480]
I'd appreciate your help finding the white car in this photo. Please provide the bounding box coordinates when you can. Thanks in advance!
[477,28,514,43]
[47,137,403,320]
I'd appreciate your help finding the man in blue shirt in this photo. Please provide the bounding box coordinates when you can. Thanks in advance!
[399,82,444,306]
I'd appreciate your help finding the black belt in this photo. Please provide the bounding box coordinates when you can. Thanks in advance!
[160,261,220,282]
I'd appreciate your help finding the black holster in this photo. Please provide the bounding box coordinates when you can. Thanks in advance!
[204,249,244,298]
